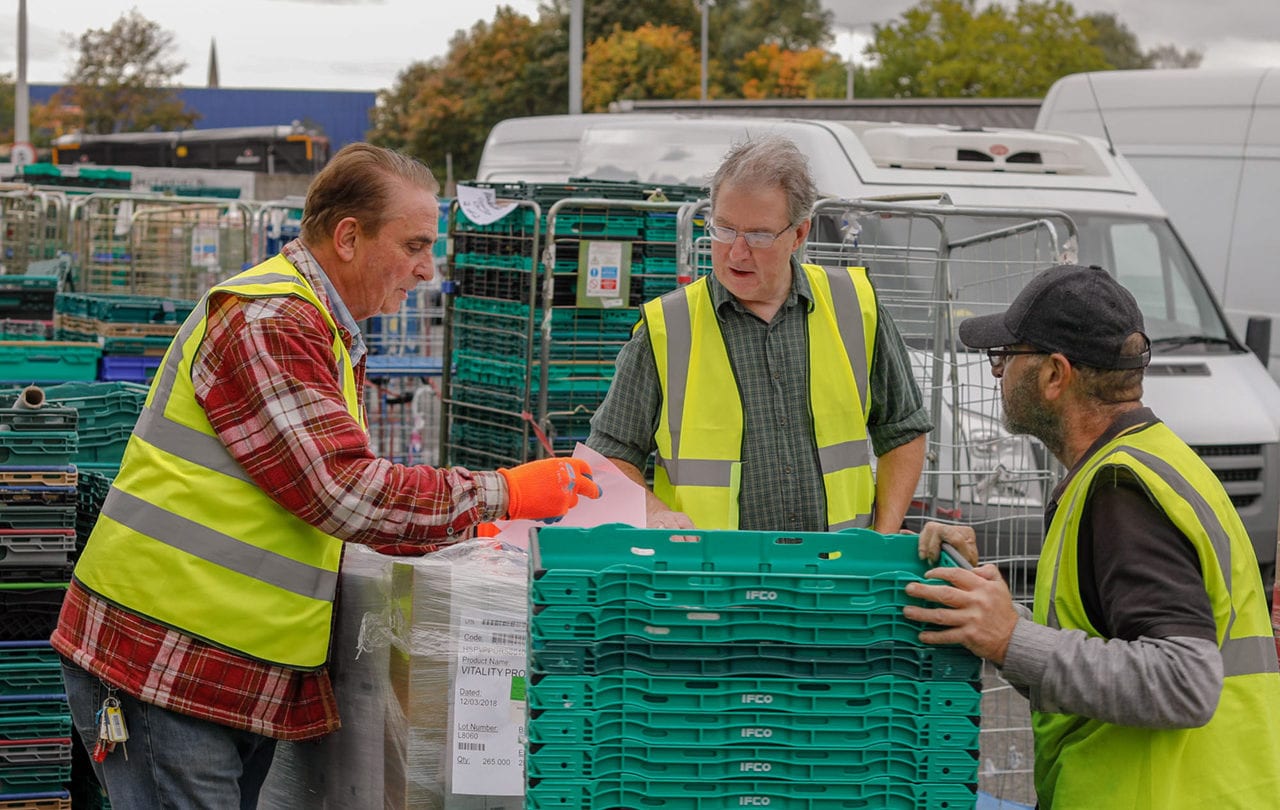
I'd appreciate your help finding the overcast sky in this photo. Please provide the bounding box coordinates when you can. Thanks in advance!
[0,0,1276,92]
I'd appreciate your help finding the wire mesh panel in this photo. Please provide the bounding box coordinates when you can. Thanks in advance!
[440,198,543,470]
[801,198,1078,806]
[0,189,68,276]
[129,201,254,299]
[365,284,445,358]
[537,197,701,456]
[70,193,254,298]
[364,373,441,467]
[803,198,1076,590]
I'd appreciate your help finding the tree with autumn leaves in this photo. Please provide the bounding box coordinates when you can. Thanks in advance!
[369,0,1199,180]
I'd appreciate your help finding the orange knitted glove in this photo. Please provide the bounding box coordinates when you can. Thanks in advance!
[498,458,601,520]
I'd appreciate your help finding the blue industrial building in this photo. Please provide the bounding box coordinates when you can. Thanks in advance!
[28,84,376,150]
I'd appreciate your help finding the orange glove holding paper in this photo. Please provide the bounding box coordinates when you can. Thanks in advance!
[498,457,601,520]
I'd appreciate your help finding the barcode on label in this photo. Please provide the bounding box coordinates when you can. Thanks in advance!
[458,742,486,751]
[490,632,523,646]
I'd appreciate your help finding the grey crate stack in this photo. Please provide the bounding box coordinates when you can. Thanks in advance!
[0,381,144,810]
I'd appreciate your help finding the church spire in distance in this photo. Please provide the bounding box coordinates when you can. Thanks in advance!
[207,38,220,88]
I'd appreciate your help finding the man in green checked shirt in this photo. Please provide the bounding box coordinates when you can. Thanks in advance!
[587,135,931,538]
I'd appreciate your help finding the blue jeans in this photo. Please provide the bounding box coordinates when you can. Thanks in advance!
[61,658,277,810]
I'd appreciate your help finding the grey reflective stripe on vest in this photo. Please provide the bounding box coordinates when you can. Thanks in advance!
[101,487,338,602]
[656,291,693,474]
[98,268,341,601]
[830,514,873,531]
[655,271,871,487]
[1124,446,1240,640]
[1047,442,1275,677]
[656,456,736,487]
[1222,635,1280,676]
[133,271,311,483]
[819,440,871,474]
[821,266,870,403]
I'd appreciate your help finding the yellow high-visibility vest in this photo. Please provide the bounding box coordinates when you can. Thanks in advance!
[645,263,877,530]
[1033,420,1280,808]
[75,255,364,670]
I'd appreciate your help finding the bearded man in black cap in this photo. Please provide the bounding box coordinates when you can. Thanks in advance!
[903,264,1280,809]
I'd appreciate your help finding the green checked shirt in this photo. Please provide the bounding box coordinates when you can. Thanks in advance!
[587,258,932,532]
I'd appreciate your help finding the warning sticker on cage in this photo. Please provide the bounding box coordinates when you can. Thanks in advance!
[450,608,527,795]
[577,240,632,309]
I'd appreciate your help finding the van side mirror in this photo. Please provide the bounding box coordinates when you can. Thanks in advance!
[1245,316,1272,368]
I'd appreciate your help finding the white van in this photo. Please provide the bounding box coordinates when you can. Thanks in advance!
[1036,67,1280,376]
[474,114,1280,592]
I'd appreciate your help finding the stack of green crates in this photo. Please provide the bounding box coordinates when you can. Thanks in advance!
[54,292,195,385]
[526,526,981,810]
[445,180,706,468]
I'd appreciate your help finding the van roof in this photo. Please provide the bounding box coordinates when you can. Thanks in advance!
[1036,68,1280,149]
[475,113,1164,215]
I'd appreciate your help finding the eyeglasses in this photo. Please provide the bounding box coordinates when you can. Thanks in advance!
[706,222,795,249]
[986,348,1047,370]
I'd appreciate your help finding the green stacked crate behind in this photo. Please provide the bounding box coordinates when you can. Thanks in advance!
[54,293,195,385]
[527,526,981,810]
[443,180,706,468]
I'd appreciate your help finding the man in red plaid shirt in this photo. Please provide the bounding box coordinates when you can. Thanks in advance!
[53,144,598,809]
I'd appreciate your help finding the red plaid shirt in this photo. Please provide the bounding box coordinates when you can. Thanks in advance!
[52,242,505,741]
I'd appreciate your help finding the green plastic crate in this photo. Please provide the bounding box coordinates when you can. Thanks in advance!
[527,708,979,749]
[0,382,146,430]
[0,430,77,467]
[0,695,71,740]
[0,342,101,384]
[0,407,77,433]
[528,639,981,681]
[532,526,949,579]
[525,779,975,810]
[528,743,977,783]
[530,603,930,646]
[53,292,196,324]
[527,672,980,717]
[0,642,63,698]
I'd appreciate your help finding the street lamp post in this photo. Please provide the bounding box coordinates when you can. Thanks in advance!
[700,1,710,101]
[569,0,583,114]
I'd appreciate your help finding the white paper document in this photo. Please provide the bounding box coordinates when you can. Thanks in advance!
[455,184,519,226]
[489,442,647,549]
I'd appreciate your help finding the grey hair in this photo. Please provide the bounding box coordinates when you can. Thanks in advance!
[1074,331,1148,404]
[710,135,818,225]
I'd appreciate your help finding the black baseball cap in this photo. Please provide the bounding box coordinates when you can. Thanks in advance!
[958,264,1149,370]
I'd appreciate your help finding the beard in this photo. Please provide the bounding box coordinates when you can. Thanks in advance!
[1001,365,1064,459]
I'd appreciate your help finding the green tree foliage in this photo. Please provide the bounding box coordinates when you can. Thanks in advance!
[711,0,832,92]
[0,74,14,143]
[583,24,703,111]
[1146,43,1202,69]
[369,8,567,182]
[61,9,198,134]
[860,0,1112,98]
[1082,13,1202,70]
[1082,12,1147,69]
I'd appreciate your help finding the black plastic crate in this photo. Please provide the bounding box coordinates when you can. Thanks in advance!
[0,586,67,642]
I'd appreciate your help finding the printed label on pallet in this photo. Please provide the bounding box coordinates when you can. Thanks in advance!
[450,606,527,796]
